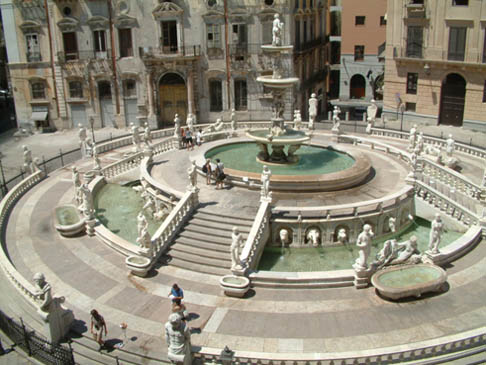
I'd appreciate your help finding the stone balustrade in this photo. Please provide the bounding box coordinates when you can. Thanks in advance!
[101,152,144,179]
[195,327,486,364]
[95,135,132,154]
[151,137,178,156]
[240,200,271,270]
[414,180,479,226]
[0,170,45,308]
[140,157,183,201]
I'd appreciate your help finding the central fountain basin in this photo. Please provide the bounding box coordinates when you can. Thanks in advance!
[371,264,447,300]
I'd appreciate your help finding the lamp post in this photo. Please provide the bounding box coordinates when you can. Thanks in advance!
[89,116,96,143]
[399,103,405,132]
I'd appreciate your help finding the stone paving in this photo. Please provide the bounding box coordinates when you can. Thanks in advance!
[2,129,486,361]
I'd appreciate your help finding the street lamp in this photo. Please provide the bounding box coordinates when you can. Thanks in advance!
[89,116,96,143]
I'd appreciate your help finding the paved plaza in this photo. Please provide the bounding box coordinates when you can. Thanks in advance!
[0,124,486,364]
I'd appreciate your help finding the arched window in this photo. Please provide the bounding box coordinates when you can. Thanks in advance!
[350,74,366,99]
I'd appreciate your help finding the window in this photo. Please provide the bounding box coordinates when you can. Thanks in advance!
[354,45,364,61]
[380,16,386,26]
[406,73,418,94]
[405,102,416,112]
[26,34,41,62]
[118,28,133,57]
[483,81,486,103]
[355,16,365,26]
[93,30,107,58]
[452,0,468,5]
[31,82,46,99]
[123,80,136,98]
[69,81,83,98]
[207,24,221,48]
[406,26,423,58]
[62,32,78,61]
[209,79,223,112]
[234,79,247,111]
[448,27,466,61]
[162,21,178,53]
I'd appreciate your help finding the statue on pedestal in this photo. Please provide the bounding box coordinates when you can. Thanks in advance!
[230,109,237,132]
[408,124,417,152]
[272,14,284,46]
[137,226,153,257]
[306,228,320,247]
[231,227,245,271]
[78,124,88,157]
[137,211,148,238]
[353,224,374,270]
[293,110,302,130]
[332,106,341,132]
[80,183,94,219]
[174,114,181,138]
[165,313,192,365]
[445,134,455,158]
[22,145,34,175]
[187,160,197,189]
[428,213,443,254]
[131,123,141,152]
[308,93,318,130]
[186,113,195,132]
[144,122,152,145]
[72,167,82,206]
[260,165,272,201]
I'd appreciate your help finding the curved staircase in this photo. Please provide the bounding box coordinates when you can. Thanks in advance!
[164,209,255,276]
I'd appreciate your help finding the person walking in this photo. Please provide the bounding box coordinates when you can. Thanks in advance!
[185,128,194,150]
[203,158,213,185]
[181,128,187,149]
[90,309,107,350]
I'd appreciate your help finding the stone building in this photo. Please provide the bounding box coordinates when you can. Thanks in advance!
[383,0,486,131]
[0,0,328,131]
[328,0,386,119]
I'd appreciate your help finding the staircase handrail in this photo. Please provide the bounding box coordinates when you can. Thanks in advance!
[101,151,144,179]
[240,200,271,270]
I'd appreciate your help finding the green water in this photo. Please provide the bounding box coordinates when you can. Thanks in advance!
[94,184,160,245]
[55,206,80,226]
[205,142,355,175]
[258,218,462,272]
[378,266,442,288]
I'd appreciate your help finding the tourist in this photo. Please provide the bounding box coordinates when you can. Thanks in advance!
[172,298,188,321]
[90,309,107,350]
[203,158,212,185]
[215,158,226,190]
[185,128,194,150]
[196,128,202,147]
[181,128,187,149]
[169,283,184,303]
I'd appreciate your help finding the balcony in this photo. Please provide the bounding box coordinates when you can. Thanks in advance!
[393,45,423,60]
[406,0,426,18]
[57,50,112,63]
[139,45,201,60]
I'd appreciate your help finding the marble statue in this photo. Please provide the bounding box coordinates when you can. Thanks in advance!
[279,228,290,246]
[131,123,141,152]
[306,228,320,247]
[137,211,148,238]
[388,217,396,233]
[85,138,94,157]
[410,151,418,170]
[22,145,34,175]
[332,106,341,132]
[428,213,443,254]
[187,160,197,189]
[308,93,318,130]
[230,109,237,132]
[203,118,224,135]
[142,194,156,216]
[231,227,245,270]
[367,99,378,124]
[260,165,272,200]
[93,146,102,171]
[446,134,455,157]
[80,183,94,219]
[173,114,181,138]
[72,167,82,206]
[272,13,284,46]
[137,226,153,257]
[144,123,152,145]
[408,124,417,152]
[165,313,192,365]
[32,158,41,173]
[78,124,88,157]
[337,228,347,244]
[153,199,169,221]
[353,224,374,270]
[366,121,372,135]
[33,273,74,344]
[293,110,302,130]
[416,132,424,155]
[186,113,194,132]
[374,236,422,268]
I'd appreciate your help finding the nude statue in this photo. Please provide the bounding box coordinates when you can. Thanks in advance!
[308,93,318,130]
[446,134,455,157]
[374,235,422,268]
[187,160,197,188]
[165,313,192,365]
[72,167,82,206]
[260,165,272,200]
[306,228,320,247]
[231,227,245,270]
[173,114,181,138]
[428,213,443,254]
[272,14,284,46]
[144,123,152,144]
[353,224,374,270]
[137,211,148,238]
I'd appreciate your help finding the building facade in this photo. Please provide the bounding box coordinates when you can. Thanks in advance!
[384,0,486,131]
[1,0,328,131]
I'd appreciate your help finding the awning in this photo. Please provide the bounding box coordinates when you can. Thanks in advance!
[31,111,48,121]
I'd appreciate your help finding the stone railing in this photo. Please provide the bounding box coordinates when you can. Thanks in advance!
[151,137,178,156]
[340,134,411,164]
[0,170,45,308]
[101,151,144,179]
[151,189,199,262]
[95,135,132,154]
[414,180,479,226]
[240,200,271,271]
[419,158,482,200]
[140,157,183,201]
[195,326,486,365]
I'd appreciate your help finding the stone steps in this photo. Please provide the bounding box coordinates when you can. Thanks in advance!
[192,212,254,228]
[167,250,231,270]
[249,271,355,289]
[170,242,230,261]
[166,257,229,277]
[174,236,231,253]
[177,230,234,246]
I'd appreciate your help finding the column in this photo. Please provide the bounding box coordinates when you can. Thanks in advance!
[187,67,195,115]
[147,72,154,117]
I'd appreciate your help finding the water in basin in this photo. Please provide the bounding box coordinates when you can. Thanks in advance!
[258,218,462,272]
[205,142,355,175]
[55,206,80,226]
[223,276,247,285]
[376,266,442,289]
[94,183,160,245]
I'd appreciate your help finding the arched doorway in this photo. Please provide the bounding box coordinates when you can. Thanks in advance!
[159,73,187,125]
[350,74,366,99]
[98,80,112,127]
[439,73,466,126]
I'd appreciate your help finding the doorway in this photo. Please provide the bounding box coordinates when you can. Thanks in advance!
[159,73,187,125]
[98,81,113,127]
[439,73,466,126]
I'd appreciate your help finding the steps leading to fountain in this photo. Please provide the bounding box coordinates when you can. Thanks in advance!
[249,270,355,289]
[166,209,253,276]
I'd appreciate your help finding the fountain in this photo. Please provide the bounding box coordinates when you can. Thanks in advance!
[246,14,309,165]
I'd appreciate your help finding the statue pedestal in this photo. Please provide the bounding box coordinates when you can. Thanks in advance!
[424,250,443,264]
[353,266,373,289]
[138,247,153,258]
[38,299,74,345]
[85,218,96,237]
[331,128,341,143]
